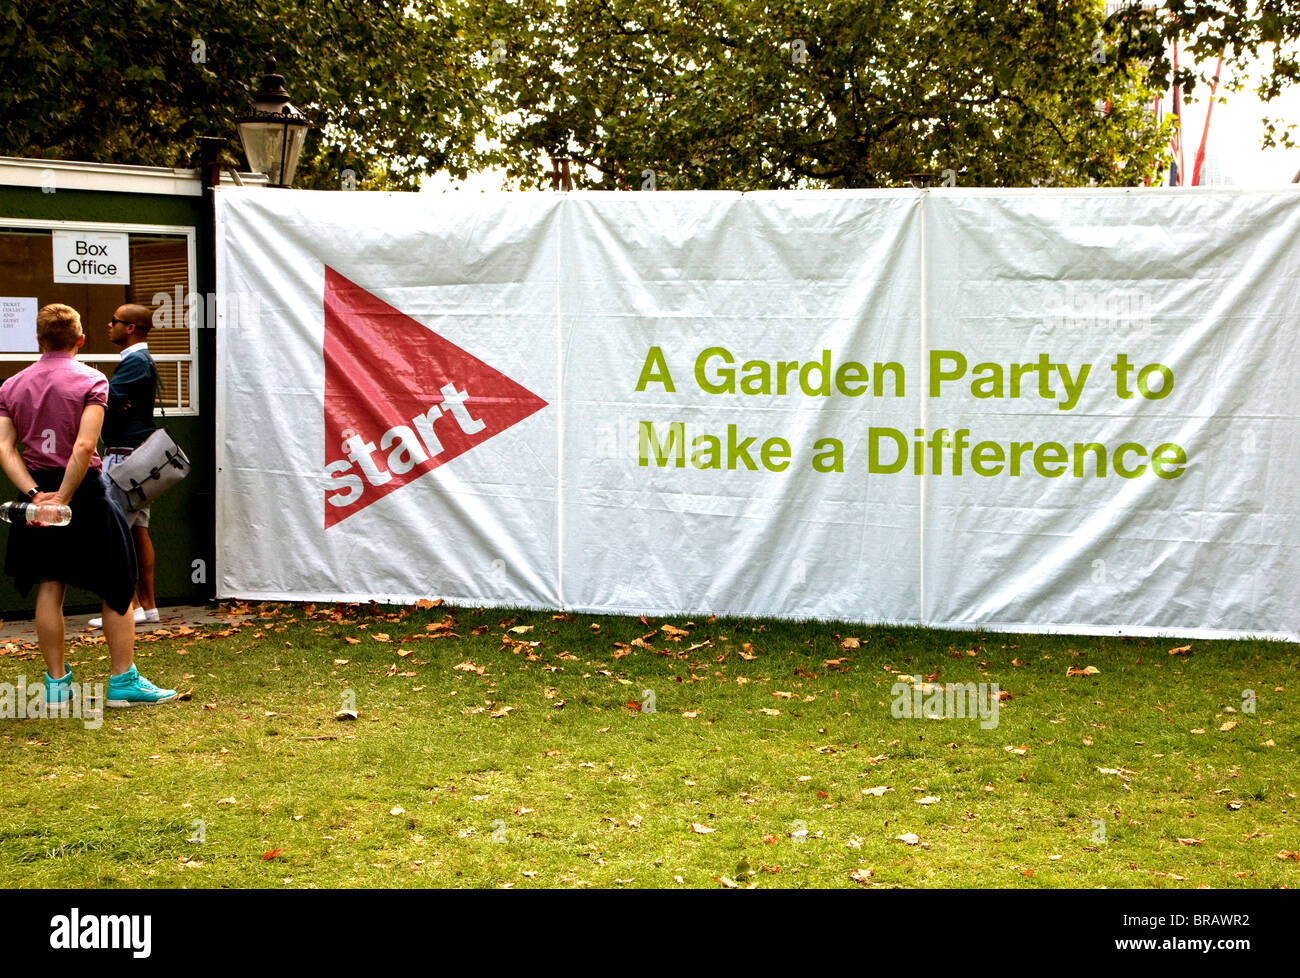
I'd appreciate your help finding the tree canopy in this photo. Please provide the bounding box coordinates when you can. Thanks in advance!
[478,0,1176,189]
[0,0,487,189]
[2,1,1297,190]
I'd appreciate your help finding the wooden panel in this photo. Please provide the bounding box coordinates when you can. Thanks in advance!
[128,240,190,356]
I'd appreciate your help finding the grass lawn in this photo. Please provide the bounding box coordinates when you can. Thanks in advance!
[0,601,1295,889]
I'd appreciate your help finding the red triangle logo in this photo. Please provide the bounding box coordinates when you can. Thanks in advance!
[322,266,547,528]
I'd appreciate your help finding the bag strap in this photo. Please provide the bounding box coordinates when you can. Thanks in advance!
[147,354,166,420]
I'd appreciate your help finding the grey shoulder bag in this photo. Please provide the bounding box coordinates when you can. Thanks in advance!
[105,358,191,511]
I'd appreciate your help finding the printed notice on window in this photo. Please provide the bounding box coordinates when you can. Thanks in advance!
[0,296,38,353]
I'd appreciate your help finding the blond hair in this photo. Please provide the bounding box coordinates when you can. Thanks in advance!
[36,303,83,352]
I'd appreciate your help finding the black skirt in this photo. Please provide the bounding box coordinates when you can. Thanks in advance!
[4,467,137,614]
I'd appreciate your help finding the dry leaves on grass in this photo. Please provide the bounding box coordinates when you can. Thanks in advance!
[862,785,893,797]
[1066,665,1101,677]
[716,876,759,889]
[848,867,874,883]
[1097,767,1137,781]
[452,661,485,675]
[690,822,714,834]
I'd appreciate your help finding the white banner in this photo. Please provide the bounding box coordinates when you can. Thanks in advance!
[216,188,1300,641]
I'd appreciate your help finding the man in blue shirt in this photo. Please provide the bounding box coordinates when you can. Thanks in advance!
[91,304,161,628]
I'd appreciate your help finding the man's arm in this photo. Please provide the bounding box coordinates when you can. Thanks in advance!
[53,404,105,505]
[105,355,147,415]
[0,416,38,498]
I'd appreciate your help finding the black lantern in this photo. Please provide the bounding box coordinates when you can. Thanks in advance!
[236,59,310,187]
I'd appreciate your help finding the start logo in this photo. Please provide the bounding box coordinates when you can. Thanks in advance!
[323,266,547,528]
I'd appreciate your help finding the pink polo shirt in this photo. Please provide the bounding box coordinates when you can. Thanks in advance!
[0,352,108,471]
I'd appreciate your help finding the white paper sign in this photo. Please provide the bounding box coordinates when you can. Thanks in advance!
[51,230,130,285]
[0,296,38,353]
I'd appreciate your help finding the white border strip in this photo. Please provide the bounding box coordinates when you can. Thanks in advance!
[213,193,228,599]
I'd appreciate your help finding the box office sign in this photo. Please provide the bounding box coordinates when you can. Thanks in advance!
[51,230,130,285]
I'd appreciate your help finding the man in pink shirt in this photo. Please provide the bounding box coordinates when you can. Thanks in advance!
[0,303,175,708]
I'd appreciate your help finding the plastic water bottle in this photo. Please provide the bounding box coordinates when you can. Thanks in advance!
[0,501,71,526]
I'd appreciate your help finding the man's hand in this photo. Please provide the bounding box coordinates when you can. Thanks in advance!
[29,491,62,526]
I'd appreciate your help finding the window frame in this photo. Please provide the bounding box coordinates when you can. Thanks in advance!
[0,216,199,417]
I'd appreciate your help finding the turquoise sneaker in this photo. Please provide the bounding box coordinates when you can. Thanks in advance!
[45,668,73,705]
[106,666,177,708]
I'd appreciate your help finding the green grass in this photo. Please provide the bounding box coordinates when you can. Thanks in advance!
[0,602,1296,888]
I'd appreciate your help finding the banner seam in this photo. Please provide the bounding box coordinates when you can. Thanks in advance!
[555,198,566,609]
[918,190,928,626]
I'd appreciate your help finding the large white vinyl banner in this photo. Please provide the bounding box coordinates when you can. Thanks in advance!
[216,188,1300,641]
